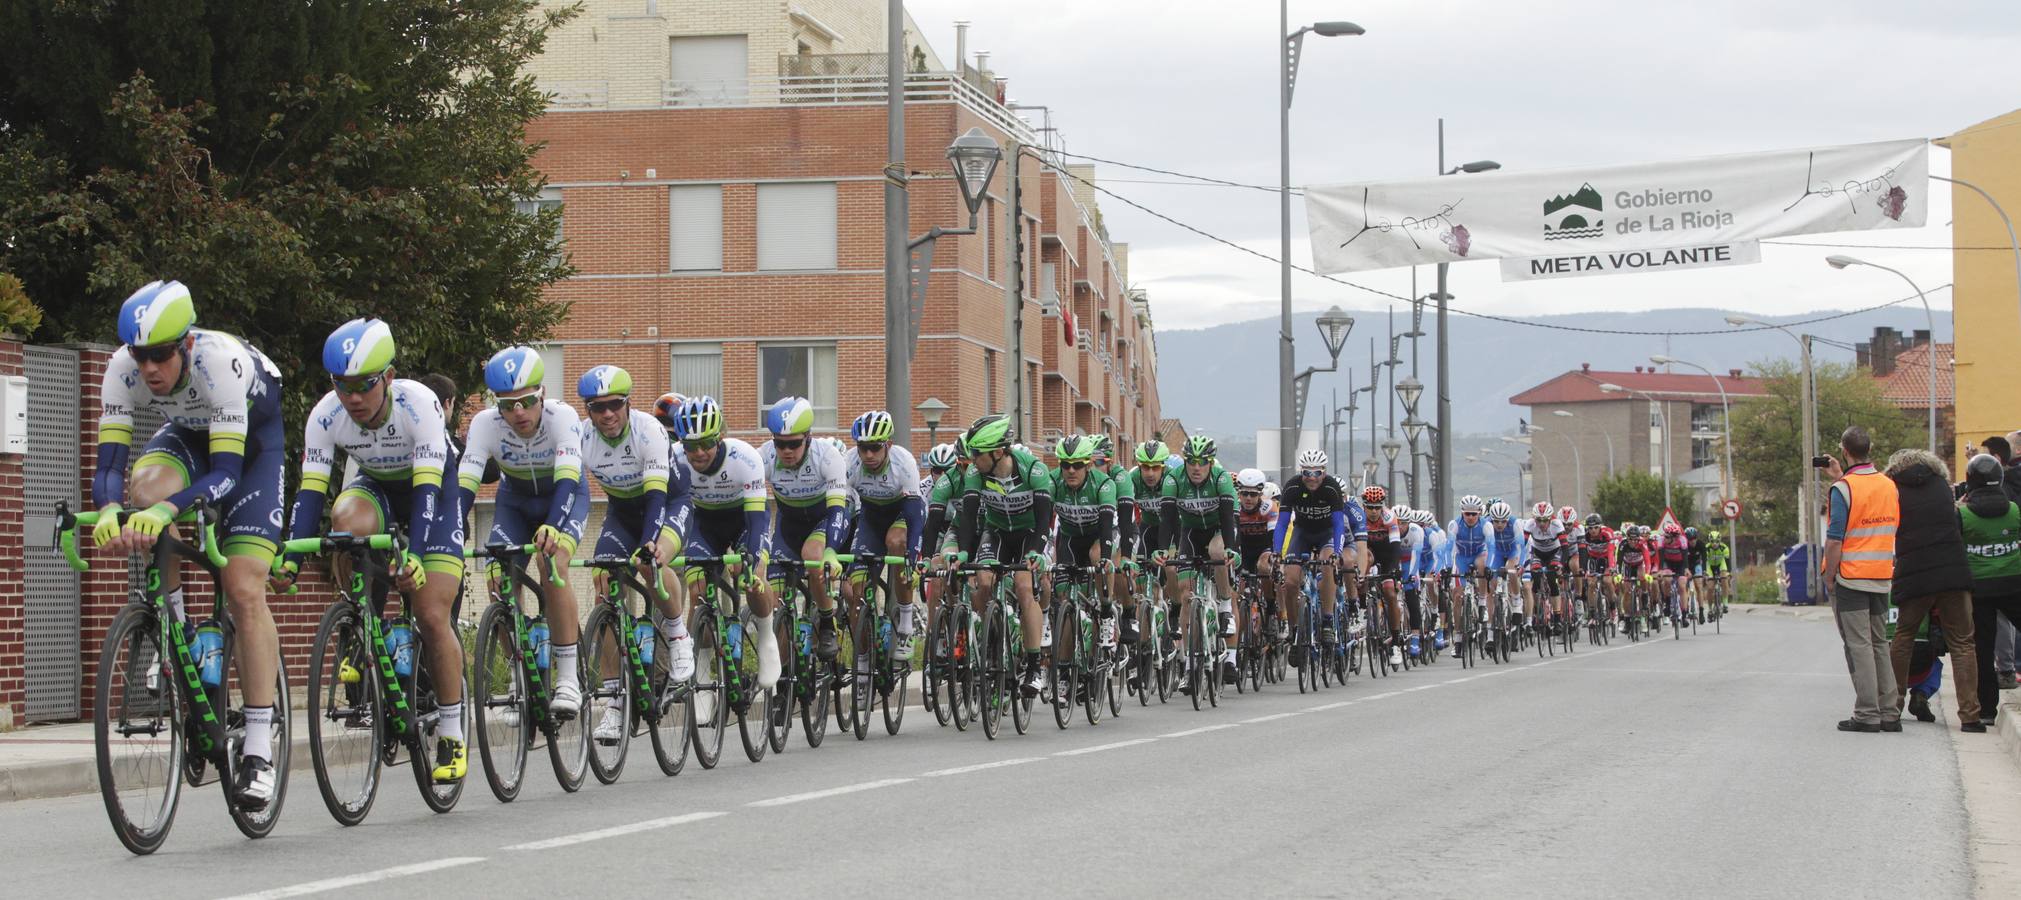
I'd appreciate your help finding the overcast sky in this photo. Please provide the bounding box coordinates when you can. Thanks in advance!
[904,0,2021,331]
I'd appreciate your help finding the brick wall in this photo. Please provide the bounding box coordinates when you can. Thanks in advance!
[0,337,24,726]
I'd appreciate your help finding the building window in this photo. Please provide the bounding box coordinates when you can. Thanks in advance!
[668,35,749,106]
[758,343,838,429]
[756,182,837,270]
[669,184,724,271]
[534,344,565,394]
[1691,437,1719,470]
[515,188,564,265]
[1041,261,1058,311]
[1690,402,1722,434]
[670,343,722,403]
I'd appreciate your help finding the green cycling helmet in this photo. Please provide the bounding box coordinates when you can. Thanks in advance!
[965,414,1014,454]
[1182,435,1217,461]
[1056,434,1096,463]
[1134,440,1169,466]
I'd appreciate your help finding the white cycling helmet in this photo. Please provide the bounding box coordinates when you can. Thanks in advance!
[1487,501,1513,520]
[1263,481,1281,502]
[1459,494,1484,512]
[1296,448,1328,470]
[1532,500,1554,520]
[1414,509,1437,526]
[1235,467,1267,490]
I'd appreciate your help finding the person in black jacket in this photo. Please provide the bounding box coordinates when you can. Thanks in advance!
[1961,453,2021,729]
[1885,449,1979,729]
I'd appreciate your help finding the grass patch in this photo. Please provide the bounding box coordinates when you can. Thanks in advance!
[1734,565,1786,604]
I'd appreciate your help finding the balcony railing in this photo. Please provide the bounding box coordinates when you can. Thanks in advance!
[611,71,1034,144]
[542,80,610,108]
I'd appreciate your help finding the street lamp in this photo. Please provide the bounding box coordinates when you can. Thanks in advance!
[1286,306,1357,479]
[1647,355,1733,496]
[1825,255,1939,452]
[1279,7,1365,485]
[1396,376,1423,415]
[1431,116,1499,548]
[1501,435,1550,500]
[1482,446,1529,508]
[1729,314,1819,590]
[1552,408,1612,473]
[894,128,1004,448]
[916,396,950,446]
[1599,382,1670,511]
[1530,425,1583,512]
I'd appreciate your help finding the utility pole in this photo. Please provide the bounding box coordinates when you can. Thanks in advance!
[881,0,911,447]
[1005,140,1026,438]
[1434,119,1453,522]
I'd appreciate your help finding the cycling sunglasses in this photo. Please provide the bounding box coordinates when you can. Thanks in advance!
[331,373,384,396]
[1237,489,1263,499]
[586,397,627,415]
[685,436,721,452]
[773,437,806,451]
[1060,461,1089,470]
[1299,468,1326,478]
[495,390,544,412]
[129,343,179,365]
[858,441,889,454]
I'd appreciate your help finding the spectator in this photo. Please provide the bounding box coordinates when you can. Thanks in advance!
[1901,607,1949,723]
[2005,430,2021,502]
[1821,425,1899,733]
[1959,453,2021,731]
[1884,449,1977,731]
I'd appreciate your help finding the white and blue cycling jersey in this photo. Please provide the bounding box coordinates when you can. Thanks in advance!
[1487,517,1525,569]
[1394,522,1426,587]
[1447,515,1493,568]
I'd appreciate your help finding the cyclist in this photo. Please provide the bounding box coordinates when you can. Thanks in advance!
[759,396,848,659]
[1231,467,1279,647]
[1574,514,1616,626]
[1049,435,1119,647]
[669,396,782,689]
[1415,508,1450,650]
[1158,436,1241,684]
[1485,501,1525,628]
[1657,521,1691,623]
[1445,495,1494,653]
[1555,505,1581,627]
[1360,486,1407,664]
[94,280,287,810]
[457,346,590,717]
[1267,450,1356,662]
[949,415,1054,697]
[1392,506,1427,664]
[1684,526,1709,623]
[920,440,968,651]
[1616,524,1650,628]
[276,319,469,781]
[841,410,925,656]
[1517,501,1566,632]
[1114,441,1172,661]
[1704,529,1732,612]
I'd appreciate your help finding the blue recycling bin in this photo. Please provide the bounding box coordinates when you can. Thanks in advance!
[1779,544,1817,605]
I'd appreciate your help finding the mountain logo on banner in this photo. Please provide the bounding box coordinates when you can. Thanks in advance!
[1543,183,1605,240]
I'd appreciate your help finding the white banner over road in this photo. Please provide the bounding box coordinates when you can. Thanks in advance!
[1499,241,1761,282]
[1305,139,1927,274]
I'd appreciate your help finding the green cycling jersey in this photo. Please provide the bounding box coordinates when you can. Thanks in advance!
[955,446,1054,531]
[1162,463,1236,529]
[1051,466,1117,539]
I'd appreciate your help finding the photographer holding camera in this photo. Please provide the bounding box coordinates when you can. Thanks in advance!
[1818,426,1901,733]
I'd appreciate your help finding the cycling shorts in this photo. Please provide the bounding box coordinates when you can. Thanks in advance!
[976,527,1039,566]
[1056,531,1105,569]
[134,421,286,564]
[1282,527,1336,560]
[683,505,769,562]
[1620,560,1644,579]
[487,479,589,557]
[847,502,909,572]
[1580,551,1612,576]
[1237,534,1274,575]
[1366,540,1400,579]
[1174,527,1223,560]
[337,473,466,577]
[1662,558,1691,577]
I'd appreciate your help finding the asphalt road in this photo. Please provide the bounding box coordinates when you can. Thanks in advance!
[0,613,1974,899]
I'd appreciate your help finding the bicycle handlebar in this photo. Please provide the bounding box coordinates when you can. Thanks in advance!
[53,499,225,573]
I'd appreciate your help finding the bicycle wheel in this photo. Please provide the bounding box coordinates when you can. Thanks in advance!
[688,606,730,769]
[1188,600,1206,712]
[769,610,797,754]
[409,671,467,814]
[646,627,691,776]
[225,644,291,840]
[582,605,630,785]
[94,605,183,855]
[799,642,832,748]
[980,605,1007,741]
[472,603,529,802]
[546,640,590,792]
[1050,604,1076,731]
[307,602,382,826]
[849,612,873,742]
[926,605,953,728]
[881,617,910,737]
[1009,613,1033,736]
[736,615,771,764]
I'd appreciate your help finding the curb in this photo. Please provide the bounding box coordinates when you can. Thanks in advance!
[0,733,320,806]
[1997,691,2021,771]
[1733,604,1833,622]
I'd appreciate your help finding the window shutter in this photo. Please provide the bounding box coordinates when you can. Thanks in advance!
[756,182,837,270]
[670,185,723,271]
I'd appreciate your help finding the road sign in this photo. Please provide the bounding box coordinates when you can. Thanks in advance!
[1722,499,1743,521]
[1655,507,1682,535]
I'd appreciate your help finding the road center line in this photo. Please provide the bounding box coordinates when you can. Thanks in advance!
[748,778,915,807]
[1053,738,1156,756]
[1303,701,1355,712]
[922,757,1046,777]
[505,812,726,850]
[220,857,487,899]
[1364,691,1399,700]
[1162,723,1242,738]
[1241,712,1303,723]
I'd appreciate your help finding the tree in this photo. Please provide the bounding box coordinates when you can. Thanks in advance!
[0,0,577,432]
[1728,358,1924,546]
[1590,469,1693,530]
[0,273,43,334]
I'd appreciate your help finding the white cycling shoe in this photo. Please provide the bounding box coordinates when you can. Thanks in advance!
[550,679,583,718]
[668,634,696,682]
[593,705,626,744]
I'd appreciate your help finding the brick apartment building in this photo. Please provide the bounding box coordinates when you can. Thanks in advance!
[518,0,1166,448]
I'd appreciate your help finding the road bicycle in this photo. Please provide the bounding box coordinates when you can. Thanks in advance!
[289,528,464,824]
[774,557,834,748]
[575,553,691,782]
[839,554,915,740]
[56,500,291,855]
[922,561,974,731]
[956,556,1034,740]
[465,542,590,801]
[1163,555,1228,711]
[677,552,778,766]
[1046,563,1113,727]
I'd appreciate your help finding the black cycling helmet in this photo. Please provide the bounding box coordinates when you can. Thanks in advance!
[1584,513,1602,528]
[1968,452,2005,488]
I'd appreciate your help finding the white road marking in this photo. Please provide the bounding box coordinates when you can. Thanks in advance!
[748,778,915,807]
[1365,691,1400,700]
[1161,723,1242,738]
[220,858,487,899]
[922,757,1045,777]
[1053,738,1156,756]
[1303,701,1355,712]
[504,812,726,850]
[1241,712,1303,723]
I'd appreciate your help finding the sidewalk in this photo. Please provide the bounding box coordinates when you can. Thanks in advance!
[0,712,318,804]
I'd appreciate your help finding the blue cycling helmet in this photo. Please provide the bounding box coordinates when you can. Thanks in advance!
[117,280,196,348]
[765,396,815,435]
[675,395,724,442]
[575,364,632,400]
[484,346,544,394]
[852,410,895,443]
[323,318,396,376]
